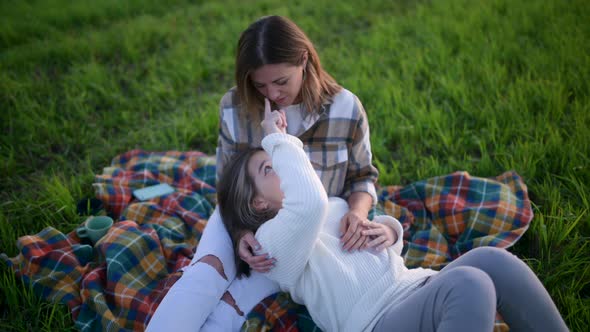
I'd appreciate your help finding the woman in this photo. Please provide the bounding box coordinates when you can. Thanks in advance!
[147,15,379,331]
[217,102,569,332]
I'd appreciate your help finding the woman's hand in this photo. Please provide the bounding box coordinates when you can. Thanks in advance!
[261,98,287,135]
[361,221,398,252]
[238,231,275,273]
[339,209,370,252]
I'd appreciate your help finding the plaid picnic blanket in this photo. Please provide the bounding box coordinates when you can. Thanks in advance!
[2,149,533,331]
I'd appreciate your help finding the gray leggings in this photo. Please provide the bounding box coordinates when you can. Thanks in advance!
[373,247,568,332]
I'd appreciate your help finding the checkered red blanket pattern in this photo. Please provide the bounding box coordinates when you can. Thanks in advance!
[3,150,532,331]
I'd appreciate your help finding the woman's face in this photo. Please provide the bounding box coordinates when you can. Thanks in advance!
[250,63,305,108]
[247,150,284,211]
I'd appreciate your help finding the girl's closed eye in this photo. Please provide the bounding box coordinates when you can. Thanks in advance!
[276,79,288,86]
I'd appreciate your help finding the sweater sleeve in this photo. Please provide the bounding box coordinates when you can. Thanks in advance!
[255,133,329,289]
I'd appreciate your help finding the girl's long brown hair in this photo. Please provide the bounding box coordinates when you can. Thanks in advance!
[235,15,341,115]
[217,148,278,277]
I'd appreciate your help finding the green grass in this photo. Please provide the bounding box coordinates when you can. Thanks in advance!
[1,0,589,330]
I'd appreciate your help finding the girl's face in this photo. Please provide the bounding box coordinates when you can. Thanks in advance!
[247,150,284,211]
[250,63,305,108]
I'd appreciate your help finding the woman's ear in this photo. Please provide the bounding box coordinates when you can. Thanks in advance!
[302,51,308,68]
[252,196,269,211]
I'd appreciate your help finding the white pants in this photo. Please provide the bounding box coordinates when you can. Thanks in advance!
[147,207,280,331]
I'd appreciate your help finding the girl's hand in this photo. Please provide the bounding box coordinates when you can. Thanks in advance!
[261,98,287,135]
[361,221,398,252]
[339,209,370,252]
[238,231,275,273]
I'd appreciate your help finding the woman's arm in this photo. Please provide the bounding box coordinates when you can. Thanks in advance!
[216,91,238,182]
[347,191,374,219]
[342,95,379,205]
[340,95,379,250]
[255,133,329,289]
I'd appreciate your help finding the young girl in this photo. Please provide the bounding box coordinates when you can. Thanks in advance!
[216,101,569,332]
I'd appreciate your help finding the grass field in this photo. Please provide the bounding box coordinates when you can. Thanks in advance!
[1,0,589,330]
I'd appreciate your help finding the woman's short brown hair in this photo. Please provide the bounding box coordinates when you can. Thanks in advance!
[235,15,341,115]
[217,148,278,277]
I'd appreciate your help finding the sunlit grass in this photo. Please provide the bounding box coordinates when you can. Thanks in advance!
[1,0,589,330]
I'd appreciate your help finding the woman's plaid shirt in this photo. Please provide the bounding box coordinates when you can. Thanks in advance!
[216,87,379,204]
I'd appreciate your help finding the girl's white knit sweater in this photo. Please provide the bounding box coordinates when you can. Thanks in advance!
[256,133,437,332]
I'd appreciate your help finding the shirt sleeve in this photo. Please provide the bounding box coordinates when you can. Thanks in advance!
[216,91,238,183]
[342,95,379,205]
[255,133,329,289]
